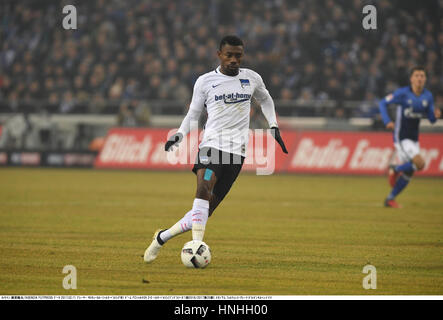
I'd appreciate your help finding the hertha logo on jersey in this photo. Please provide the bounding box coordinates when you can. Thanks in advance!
[240,79,250,88]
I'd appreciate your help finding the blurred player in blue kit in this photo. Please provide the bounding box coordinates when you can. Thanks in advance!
[379,66,441,208]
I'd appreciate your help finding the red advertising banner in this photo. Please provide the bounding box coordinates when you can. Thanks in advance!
[94,127,295,173]
[95,128,443,176]
[285,131,443,176]
[241,130,298,174]
[94,128,195,170]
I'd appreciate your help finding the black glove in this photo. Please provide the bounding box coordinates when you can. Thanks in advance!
[271,127,288,154]
[165,132,183,151]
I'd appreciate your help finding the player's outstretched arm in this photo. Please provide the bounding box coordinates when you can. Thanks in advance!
[379,97,393,129]
[428,96,440,124]
[257,96,288,154]
[165,77,205,151]
[427,96,441,124]
[379,89,403,130]
[271,127,288,154]
[251,73,288,154]
[164,106,201,152]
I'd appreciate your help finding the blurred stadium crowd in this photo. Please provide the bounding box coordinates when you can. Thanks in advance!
[0,0,442,120]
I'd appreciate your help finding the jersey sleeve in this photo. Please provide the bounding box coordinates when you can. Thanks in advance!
[427,94,437,124]
[379,88,404,125]
[177,77,206,136]
[252,72,278,128]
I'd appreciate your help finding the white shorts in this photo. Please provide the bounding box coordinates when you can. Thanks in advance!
[394,139,420,163]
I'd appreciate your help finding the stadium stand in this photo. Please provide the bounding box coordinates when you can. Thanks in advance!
[0,0,442,150]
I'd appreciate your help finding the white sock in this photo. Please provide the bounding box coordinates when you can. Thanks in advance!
[158,210,192,243]
[158,198,209,243]
[191,198,209,241]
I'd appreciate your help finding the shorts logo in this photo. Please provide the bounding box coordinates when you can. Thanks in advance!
[200,155,210,164]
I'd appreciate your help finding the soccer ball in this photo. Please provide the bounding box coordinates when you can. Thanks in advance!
[181,240,211,268]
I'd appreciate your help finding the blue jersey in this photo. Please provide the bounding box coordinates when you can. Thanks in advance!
[379,86,436,142]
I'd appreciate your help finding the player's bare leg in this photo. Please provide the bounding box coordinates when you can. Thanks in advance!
[144,169,216,263]
[412,154,425,171]
[209,193,222,217]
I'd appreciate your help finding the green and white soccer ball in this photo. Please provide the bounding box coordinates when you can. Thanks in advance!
[181,240,211,268]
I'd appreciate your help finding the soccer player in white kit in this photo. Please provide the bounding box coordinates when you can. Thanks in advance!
[144,35,288,263]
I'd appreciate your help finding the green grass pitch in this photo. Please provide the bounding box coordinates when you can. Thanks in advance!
[0,168,442,295]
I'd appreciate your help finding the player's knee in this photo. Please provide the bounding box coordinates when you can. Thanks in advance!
[414,159,425,171]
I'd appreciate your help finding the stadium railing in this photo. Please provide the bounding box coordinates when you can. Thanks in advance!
[0,99,442,152]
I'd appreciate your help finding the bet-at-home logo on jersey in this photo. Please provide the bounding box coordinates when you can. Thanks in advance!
[214,92,252,104]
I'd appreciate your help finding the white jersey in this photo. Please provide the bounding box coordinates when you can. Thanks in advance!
[178,66,278,157]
